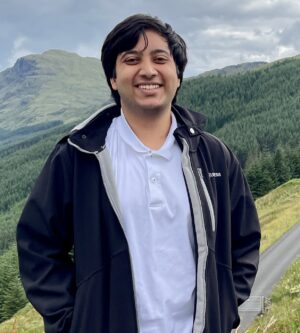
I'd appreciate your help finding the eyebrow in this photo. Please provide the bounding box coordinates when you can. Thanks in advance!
[120,49,171,60]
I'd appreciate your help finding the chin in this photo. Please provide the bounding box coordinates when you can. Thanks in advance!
[138,100,171,112]
[121,98,172,116]
[139,104,168,114]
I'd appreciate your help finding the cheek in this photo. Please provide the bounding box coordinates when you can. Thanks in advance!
[171,77,180,90]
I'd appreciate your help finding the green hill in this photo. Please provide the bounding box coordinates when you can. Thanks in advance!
[0,50,110,137]
[0,123,73,214]
[178,55,300,166]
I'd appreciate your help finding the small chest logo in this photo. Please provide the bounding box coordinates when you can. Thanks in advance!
[208,172,222,178]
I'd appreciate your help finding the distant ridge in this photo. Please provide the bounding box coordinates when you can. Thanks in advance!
[197,61,268,78]
[0,50,110,136]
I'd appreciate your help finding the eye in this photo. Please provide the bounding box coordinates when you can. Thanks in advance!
[124,57,139,65]
[154,56,168,64]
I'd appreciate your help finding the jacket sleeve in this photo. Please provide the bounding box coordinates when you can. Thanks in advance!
[16,142,75,333]
[229,152,261,306]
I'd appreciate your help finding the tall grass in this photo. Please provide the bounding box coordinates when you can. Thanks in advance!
[246,256,300,332]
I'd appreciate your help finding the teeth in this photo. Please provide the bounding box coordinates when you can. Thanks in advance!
[138,84,160,90]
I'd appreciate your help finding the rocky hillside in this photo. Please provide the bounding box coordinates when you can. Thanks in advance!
[0,50,110,138]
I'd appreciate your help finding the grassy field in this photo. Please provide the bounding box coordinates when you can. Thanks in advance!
[1,179,299,333]
[245,256,300,333]
[0,303,43,333]
[256,179,300,253]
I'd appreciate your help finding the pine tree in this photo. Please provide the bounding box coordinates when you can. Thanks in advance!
[273,147,291,186]
[287,144,300,178]
[0,245,27,323]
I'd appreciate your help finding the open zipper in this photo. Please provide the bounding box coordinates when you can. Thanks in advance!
[197,168,216,232]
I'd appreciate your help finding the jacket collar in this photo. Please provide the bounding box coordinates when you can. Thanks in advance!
[67,103,207,153]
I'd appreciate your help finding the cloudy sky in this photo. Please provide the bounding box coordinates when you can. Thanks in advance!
[1,0,300,77]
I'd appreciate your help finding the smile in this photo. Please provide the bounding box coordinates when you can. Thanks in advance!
[137,84,161,90]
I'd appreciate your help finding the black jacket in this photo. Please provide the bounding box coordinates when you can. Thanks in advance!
[17,103,261,333]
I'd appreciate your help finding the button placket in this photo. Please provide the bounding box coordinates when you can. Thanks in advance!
[146,154,163,207]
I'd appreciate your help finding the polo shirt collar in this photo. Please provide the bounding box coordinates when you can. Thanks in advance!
[116,110,178,160]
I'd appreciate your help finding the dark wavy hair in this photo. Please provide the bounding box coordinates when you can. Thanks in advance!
[101,14,187,105]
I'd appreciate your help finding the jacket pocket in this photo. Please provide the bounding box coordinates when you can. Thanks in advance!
[70,249,137,333]
[216,261,240,331]
[197,168,215,232]
[70,268,106,333]
[205,249,239,332]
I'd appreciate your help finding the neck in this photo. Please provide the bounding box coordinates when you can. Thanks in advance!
[122,107,172,150]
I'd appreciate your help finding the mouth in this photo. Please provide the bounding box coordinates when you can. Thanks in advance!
[136,83,162,90]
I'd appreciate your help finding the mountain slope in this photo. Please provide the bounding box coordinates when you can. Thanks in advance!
[178,55,300,166]
[256,179,300,252]
[0,50,110,133]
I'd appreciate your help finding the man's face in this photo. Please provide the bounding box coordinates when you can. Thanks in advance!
[110,30,180,115]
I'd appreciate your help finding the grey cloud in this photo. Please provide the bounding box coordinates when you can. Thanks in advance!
[279,21,300,49]
[1,0,300,75]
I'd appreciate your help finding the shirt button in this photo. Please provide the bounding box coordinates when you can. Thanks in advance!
[150,176,157,183]
[189,128,195,134]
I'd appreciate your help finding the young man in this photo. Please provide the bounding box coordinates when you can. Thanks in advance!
[17,14,261,333]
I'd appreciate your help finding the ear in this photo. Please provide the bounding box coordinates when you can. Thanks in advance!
[176,68,181,88]
[110,77,118,91]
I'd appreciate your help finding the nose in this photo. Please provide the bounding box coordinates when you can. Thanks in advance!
[139,59,157,78]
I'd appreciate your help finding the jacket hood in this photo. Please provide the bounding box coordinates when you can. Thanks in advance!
[67,103,207,153]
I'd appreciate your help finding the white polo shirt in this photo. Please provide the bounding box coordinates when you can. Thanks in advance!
[105,111,196,333]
